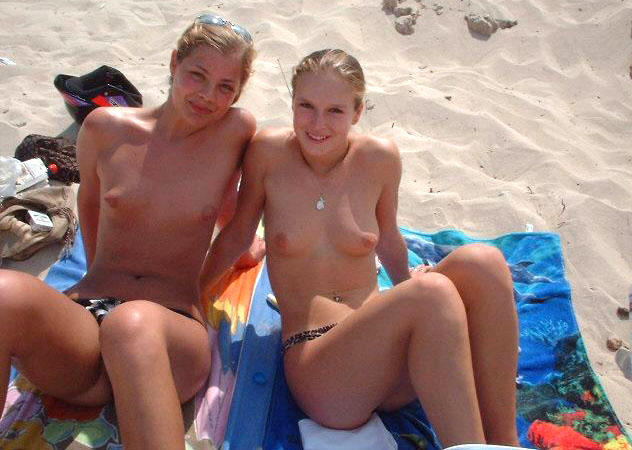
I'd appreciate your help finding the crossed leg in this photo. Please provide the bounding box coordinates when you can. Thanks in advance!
[283,272,485,448]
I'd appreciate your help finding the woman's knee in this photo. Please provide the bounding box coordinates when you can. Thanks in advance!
[99,301,167,362]
[454,243,509,274]
[404,273,467,324]
[0,270,39,323]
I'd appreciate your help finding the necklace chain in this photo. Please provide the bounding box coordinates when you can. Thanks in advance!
[300,139,350,212]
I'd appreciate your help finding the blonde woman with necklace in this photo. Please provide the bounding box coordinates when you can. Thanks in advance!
[200,49,519,447]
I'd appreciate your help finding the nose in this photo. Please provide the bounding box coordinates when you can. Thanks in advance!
[310,109,326,128]
[199,83,217,103]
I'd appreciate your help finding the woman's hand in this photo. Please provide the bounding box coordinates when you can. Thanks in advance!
[234,235,266,269]
[409,265,431,276]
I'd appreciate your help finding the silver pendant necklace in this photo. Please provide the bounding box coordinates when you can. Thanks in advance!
[316,194,325,211]
[304,141,350,212]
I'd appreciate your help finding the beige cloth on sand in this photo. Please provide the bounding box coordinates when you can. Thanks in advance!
[0,186,77,263]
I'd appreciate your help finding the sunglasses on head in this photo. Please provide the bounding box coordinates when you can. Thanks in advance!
[195,14,253,44]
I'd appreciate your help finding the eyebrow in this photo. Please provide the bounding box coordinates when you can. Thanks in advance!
[295,97,347,109]
[192,63,209,74]
[192,64,237,84]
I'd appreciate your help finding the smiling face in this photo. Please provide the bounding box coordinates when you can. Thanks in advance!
[169,45,243,125]
[292,69,363,158]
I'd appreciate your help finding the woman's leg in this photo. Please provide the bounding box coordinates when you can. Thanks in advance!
[429,244,519,445]
[99,300,211,450]
[0,269,110,413]
[284,273,485,447]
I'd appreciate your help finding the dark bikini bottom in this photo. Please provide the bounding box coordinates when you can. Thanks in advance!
[75,296,206,327]
[282,323,338,353]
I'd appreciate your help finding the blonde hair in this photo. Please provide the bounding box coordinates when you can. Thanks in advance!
[291,49,365,110]
[175,21,256,102]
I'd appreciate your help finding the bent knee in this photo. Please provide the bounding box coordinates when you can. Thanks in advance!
[407,272,460,306]
[99,301,166,354]
[0,269,30,306]
[410,271,455,291]
[402,273,466,322]
[456,243,508,272]
[0,270,41,322]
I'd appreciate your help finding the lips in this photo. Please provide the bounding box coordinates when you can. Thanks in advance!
[189,100,213,115]
[306,131,330,142]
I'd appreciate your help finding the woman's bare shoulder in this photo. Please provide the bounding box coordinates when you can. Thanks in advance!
[253,126,293,141]
[87,105,151,127]
[77,107,148,156]
[225,106,257,138]
[352,133,400,165]
[85,106,158,138]
[244,127,293,167]
[250,127,294,153]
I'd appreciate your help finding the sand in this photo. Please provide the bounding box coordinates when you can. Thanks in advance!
[1,0,631,435]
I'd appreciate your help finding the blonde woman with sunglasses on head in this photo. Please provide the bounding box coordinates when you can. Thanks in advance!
[201,49,520,447]
[0,15,263,450]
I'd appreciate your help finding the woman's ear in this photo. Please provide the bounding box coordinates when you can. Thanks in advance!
[352,101,364,125]
[169,50,178,78]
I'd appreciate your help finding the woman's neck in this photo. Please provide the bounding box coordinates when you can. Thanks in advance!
[299,137,351,176]
[154,98,211,141]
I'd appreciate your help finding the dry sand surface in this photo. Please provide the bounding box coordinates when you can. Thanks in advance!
[1,0,631,435]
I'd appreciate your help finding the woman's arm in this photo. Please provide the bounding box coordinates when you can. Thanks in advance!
[216,168,266,269]
[215,108,256,230]
[213,111,265,268]
[374,139,411,285]
[198,131,269,291]
[76,109,110,269]
[216,169,241,230]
